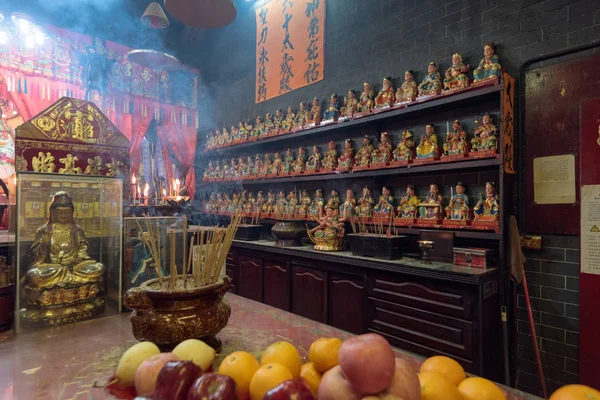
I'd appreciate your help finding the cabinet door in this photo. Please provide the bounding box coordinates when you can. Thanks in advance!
[237,255,263,302]
[226,251,238,294]
[329,274,365,334]
[292,266,326,323]
[264,261,290,311]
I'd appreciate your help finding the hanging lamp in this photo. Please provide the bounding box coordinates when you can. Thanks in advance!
[141,2,170,29]
[164,0,236,29]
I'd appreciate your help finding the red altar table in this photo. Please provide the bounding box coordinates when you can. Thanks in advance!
[0,294,540,399]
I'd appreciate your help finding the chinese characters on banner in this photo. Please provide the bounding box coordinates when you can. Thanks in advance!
[255,0,325,103]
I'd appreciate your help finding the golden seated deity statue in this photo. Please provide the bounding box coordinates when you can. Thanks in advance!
[21,191,105,325]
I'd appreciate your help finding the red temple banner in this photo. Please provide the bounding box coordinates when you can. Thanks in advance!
[255,0,325,103]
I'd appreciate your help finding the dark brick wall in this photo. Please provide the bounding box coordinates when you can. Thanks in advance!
[194,0,600,395]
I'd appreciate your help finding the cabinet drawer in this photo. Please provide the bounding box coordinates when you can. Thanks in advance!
[368,277,472,320]
[368,298,473,368]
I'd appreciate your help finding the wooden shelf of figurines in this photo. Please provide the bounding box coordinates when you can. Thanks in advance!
[199,45,514,273]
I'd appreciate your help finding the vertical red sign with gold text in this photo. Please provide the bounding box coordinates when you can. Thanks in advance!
[255,0,325,103]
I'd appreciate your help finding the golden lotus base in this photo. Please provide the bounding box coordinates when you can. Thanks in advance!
[23,297,104,326]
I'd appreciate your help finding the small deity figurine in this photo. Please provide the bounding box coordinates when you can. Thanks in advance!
[471,114,498,152]
[238,121,248,140]
[327,190,341,210]
[473,42,502,82]
[282,106,296,131]
[283,149,295,173]
[244,119,254,138]
[214,160,222,179]
[206,130,215,149]
[275,190,287,215]
[445,182,470,220]
[323,94,340,121]
[308,97,322,124]
[307,205,345,251]
[252,116,264,138]
[416,125,439,159]
[216,193,224,210]
[260,153,271,176]
[309,189,326,218]
[371,132,393,164]
[393,130,415,162]
[322,141,338,170]
[286,191,298,215]
[443,53,470,90]
[357,81,375,112]
[252,154,262,175]
[474,182,500,220]
[395,70,418,103]
[222,194,232,212]
[273,109,284,131]
[207,193,217,211]
[221,160,231,179]
[340,90,359,118]
[443,120,469,156]
[255,191,265,213]
[354,136,374,167]
[238,157,247,176]
[222,127,231,144]
[398,185,419,219]
[356,186,374,217]
[418,62,442,96]
[214,129,221,147]
[340,189,356,219]
[337,139,355,169]
[270,153,283,175]
[230,125,239,141]
[293,147,307,173]
[375,77,395,108]
[246,156,255,176]
[263,192,275,214]
[295,102,309,127]
[264,113,275,136]
[306,145,322,172]
[204,161,214,180]
[245,192,257,213]
[373,186,395,215]
[298,190,312,216]
[419,184,444,219]
[23,192,106,317]
[228,158,238,178]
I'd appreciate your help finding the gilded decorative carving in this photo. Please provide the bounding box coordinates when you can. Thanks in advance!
[31,152,56,173]
[106,158,124,177]
[58,154,82,174]
[84,156,103,175]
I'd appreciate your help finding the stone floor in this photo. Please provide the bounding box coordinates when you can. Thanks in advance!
[0,294,540,399]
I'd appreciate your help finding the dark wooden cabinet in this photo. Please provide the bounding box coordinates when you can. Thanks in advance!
[226,251,237,294]
[292,266,327,323]
[237,255,263,302]
[328,274,365,334]
[263,261,290,311]
[230,243,502,382]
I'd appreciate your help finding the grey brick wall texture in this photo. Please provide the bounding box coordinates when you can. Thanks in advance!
[194,0,600,395]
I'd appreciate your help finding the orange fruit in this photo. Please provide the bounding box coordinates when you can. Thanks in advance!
[458,377,506,400]
[419,355,466,385]
[300,362,322,396]
[308,337,342,373]
[419,371,462,400]
[550,384,600,400]
[249,362,294,400]
[218,351,260,399]
[260,341,302,378]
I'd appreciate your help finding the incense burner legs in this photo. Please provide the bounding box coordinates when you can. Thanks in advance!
[124,276,232,352]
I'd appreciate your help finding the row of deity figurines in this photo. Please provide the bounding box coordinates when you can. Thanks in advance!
[28,152,125,177]
[202,117,498,182]
[205,182,500,228]
[206,43,502,150]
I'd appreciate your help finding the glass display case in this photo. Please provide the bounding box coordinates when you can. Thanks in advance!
[13,172,123,333]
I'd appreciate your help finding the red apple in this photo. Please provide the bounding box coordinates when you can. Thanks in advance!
[385,358,421,400]
[155,360,203,400]
[135,352,180,396]
[317,365,362,400]
[186,373,237,400]
[338,333,395,394]
[263,378,315,400]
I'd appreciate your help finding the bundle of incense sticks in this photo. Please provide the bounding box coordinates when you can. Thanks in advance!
[134,215,164,285]
[186,212,242,288]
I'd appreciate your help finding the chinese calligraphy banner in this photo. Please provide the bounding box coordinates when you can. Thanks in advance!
[255,0,325,103]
